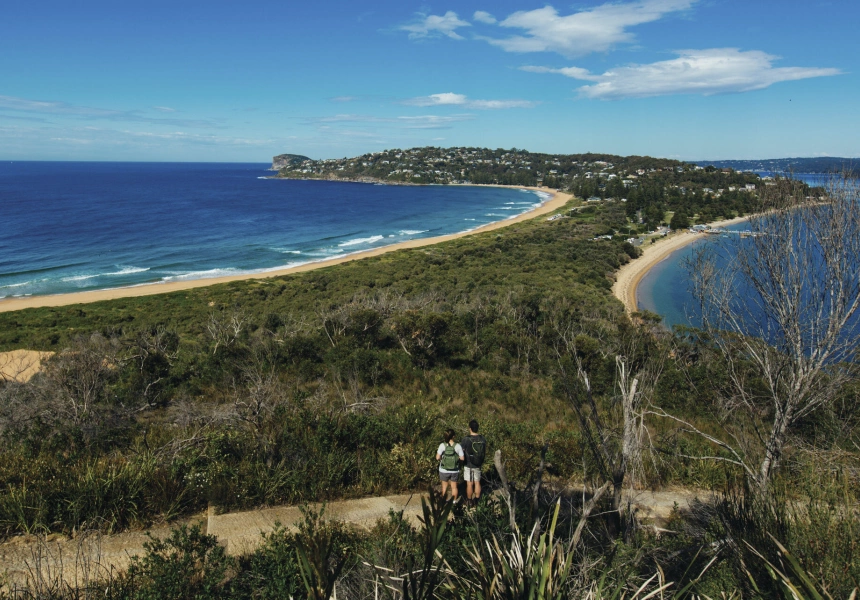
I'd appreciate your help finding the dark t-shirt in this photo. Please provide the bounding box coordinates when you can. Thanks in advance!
[460,434,486,468]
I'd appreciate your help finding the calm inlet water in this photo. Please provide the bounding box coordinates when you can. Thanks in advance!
[635,231,732,329]
[0,162,550,298]
[637,174,836,328]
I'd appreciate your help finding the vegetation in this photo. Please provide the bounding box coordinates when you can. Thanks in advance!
[683,176,860,490]
[0,167,857,598]
[274,146,811,232]
[3,484,857,598]
[0,206,633,537]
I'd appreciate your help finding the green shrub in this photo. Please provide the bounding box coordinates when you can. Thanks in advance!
[124,525,233,600]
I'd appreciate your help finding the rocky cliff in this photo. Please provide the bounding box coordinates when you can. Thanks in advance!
[272,154,311,170]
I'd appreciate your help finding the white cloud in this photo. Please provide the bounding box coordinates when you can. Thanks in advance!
[0,94,218,127]
[473,10,497,24]
[0,113,49,123]
[521,65,597,79]
[486,0,694,57]
[406,93,469,106]
[330,96,358,103]
[396,115,474,129]
[152,106,176,113]
[0,123,276,149]
[311,113,474,129]
[524,48,841,99]
[470,99,536,109]
[122,130,274,145]
[400,11,470,40]
[404,92,537,109]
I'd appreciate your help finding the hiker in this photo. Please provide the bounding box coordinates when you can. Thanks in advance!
[460,419,486,506]
[436,428,464,501]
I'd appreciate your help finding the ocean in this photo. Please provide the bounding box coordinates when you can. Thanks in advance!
[0,162,550,299]
[636,173,836,328]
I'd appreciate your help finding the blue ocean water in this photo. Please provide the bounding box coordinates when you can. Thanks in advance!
[636,174,829,328]
[0,162,550,299]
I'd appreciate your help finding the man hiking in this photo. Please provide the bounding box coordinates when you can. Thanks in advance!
[460,419,486,507]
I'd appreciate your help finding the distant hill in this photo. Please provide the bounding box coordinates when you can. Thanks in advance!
[271,146,691,187]
[272,154,311,170]
[695,157,856,173]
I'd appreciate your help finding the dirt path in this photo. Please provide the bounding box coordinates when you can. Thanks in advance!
[0,487,708,587]
[0,493,426,587]
[207,493,426,555]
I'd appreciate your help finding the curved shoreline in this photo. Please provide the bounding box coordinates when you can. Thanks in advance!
[0,186,571,313]
[612,215,749,315]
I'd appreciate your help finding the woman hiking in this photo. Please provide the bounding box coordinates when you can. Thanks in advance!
[436,428,464,502]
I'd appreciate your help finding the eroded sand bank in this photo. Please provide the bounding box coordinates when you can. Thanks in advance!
[0,350,54,382]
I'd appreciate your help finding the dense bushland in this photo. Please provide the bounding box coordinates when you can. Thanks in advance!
[0,209,636,535]
[0,196,857,598]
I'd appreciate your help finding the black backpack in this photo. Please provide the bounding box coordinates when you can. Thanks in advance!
[465,435,486,467]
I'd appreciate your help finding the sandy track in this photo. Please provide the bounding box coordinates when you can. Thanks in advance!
[0,494,425,587]
[0,187,571,314]
[0,487,710,587]
[612,216,749,314]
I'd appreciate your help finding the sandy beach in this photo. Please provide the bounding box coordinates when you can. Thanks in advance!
[612,215,749,315]
[0,186,571,313]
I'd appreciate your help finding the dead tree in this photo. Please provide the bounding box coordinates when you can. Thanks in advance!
[675,174,860,491]
[41,333,121,427]
[206,310,246,355]
[553,316,664,536]
[229,337,294,465]
[125,326,179,408]
[494,449,517,531]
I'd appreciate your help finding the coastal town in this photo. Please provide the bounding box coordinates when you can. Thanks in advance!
[275,146,775,234]
[274,146,761,191]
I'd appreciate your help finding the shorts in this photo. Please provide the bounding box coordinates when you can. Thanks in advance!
[463,466,481,482]
[439,470,460,482]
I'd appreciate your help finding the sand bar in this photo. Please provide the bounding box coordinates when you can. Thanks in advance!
[0,186,571,313]
[612,216,749,315]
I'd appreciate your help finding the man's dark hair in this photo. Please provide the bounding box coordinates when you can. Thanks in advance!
[469,419,479,433]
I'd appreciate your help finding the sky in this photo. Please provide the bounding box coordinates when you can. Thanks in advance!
[1,0,857,162]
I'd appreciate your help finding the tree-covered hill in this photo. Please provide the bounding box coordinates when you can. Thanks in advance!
[272,146,694,188]
[273,146,782,231]
[272,153,311,170]
[695,156,856,173]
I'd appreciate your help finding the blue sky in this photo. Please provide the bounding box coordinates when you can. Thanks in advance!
[1,0,856,162]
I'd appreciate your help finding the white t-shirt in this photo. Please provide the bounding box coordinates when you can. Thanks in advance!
[437,443,464,473]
